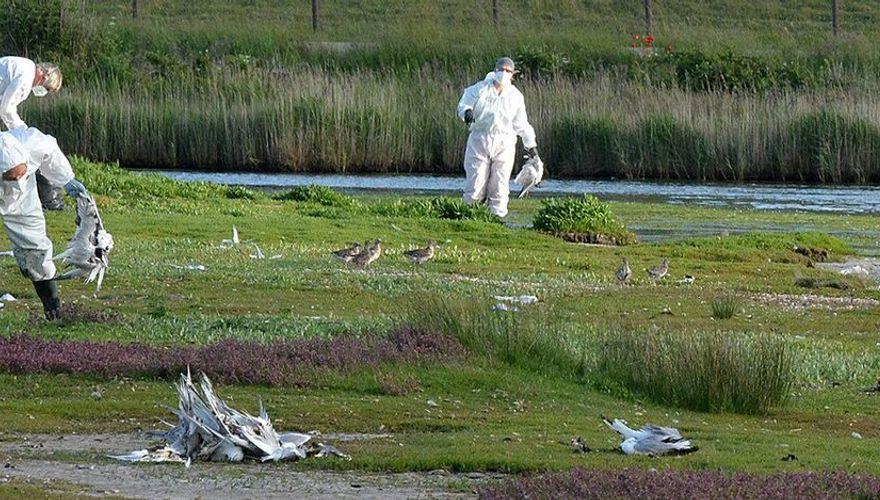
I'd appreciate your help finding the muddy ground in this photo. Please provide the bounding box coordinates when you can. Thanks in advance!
[0,433,494,499]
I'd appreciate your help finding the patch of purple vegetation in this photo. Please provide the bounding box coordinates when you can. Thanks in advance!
[0,327,462,386]
[479,469,880,500]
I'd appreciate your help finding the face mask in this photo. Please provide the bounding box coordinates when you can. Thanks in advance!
[31,85,48,97]
[494,71,512,85]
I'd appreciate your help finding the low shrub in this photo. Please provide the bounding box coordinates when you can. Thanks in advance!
[594,330,796,414]
[481,469,880,500]
[532,195,636,245]
[0,328,462,386]
[372,197,502,224]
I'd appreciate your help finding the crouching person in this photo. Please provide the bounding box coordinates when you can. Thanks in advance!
[0,128,88,320]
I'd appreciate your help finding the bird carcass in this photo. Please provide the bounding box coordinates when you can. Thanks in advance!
[110,370,350,466]
[54,194,114,291]
[513,155,544,198]
[602,416,697,456]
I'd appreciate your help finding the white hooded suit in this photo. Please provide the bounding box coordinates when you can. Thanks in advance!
[457,73,537,217]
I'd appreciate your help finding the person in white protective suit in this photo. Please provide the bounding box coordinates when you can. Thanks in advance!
[0,127,88,320]
[0,56,65,210]
[456,57,538,217]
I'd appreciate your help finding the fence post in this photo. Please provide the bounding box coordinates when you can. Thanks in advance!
[312,0,319,31]
[832,0,840,37]
[644,0,653,35]
[492,0,500,30]
[132,0,139,19]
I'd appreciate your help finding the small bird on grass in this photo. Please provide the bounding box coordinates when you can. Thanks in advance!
[646,258,669,284]
[331,242,362,263]
[616,257,632,285]
[403,240,438,265]
[353,239,382,269]
[602,416,697,456]
[570,437,591,454]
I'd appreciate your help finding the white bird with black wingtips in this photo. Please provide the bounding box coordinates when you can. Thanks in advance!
[602,416,698,456]
[513,154,544,198]
[54,194,113,292]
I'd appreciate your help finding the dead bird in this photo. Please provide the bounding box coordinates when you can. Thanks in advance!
[403,240,438,265]
[602,416,697,456]
[54,194,114,292]
[513,155,544,198]
[331,242,362,263]
[616,257,631,285]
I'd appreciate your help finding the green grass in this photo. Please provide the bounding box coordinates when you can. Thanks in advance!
[0,159,879,477]
[711,294,741,319]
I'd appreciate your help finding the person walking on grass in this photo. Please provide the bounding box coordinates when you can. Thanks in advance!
[456,56,539,218]
[0,56,66,210]
[1,127,89,320]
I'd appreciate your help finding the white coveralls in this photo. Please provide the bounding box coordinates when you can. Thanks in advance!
[0,56,38,130]
[457,73,537,217]
[0,127,75,281]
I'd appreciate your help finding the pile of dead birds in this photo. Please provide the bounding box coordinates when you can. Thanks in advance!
[111,369,350,466]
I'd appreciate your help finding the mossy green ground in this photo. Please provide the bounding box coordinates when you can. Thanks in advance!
[0,164,879,480]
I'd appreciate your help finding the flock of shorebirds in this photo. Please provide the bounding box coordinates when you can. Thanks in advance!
[331,239,439,269]
[615,257,692,286]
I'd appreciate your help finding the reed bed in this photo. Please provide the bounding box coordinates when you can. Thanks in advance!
[25,67,880,183]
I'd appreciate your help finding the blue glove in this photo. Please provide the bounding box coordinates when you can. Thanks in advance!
[64,179,88,198]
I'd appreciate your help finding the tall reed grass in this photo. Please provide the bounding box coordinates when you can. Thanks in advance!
[595,330,796,414]
[27,68,880,183]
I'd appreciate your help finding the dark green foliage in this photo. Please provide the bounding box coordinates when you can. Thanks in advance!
[545,116,624,177]
[274,184,359,207]
[372,197,502,223]
[595,330,796,414]
[624,115,715,180]
[533,195,635,244]
[782,109,880,183]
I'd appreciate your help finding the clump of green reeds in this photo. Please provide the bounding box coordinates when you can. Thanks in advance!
[372,197,501,223]
[711,294,741,319]
[401,295,586,377]
[594,330,796,414]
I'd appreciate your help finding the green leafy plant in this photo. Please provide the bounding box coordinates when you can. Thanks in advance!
[532,195,636,244]
[273,185,359,208]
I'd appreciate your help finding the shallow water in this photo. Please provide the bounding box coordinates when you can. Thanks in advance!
[154,170,880,214]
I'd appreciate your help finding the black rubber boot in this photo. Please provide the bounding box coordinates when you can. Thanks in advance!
[36,172,65,211]
[33,280,62,320]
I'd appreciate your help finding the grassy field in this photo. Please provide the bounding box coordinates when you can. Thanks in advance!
[0,161,879,495]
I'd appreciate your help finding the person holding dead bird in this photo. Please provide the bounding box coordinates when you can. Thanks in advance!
[456,56,539,217]
[0,127,89,320]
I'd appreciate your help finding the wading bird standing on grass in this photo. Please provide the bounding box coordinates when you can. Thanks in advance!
[353,239,382,269]
[54,194,114,292]
[331,242,362,263]
[616,257,631,285]
[403,240,438,265]
[646,258,669,284]
[602,416,697,456]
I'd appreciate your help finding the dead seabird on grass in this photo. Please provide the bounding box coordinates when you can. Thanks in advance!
[111,369,350,466]
[602,416,697,456]
[54,194,114,292]
[217,226,240,248]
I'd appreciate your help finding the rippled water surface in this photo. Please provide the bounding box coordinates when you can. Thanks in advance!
[154,171,880,214]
